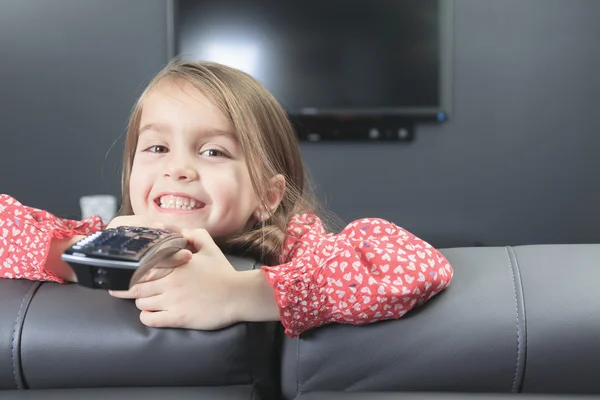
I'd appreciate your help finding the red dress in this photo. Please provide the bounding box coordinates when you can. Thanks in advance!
[0,194,453,337]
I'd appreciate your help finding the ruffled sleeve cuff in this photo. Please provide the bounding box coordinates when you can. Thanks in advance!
[0,195,104,282]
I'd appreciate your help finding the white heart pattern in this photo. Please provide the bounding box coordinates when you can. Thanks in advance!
[0,196,453,339]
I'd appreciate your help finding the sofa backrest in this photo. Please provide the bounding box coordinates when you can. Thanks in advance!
[4,244,600,398]
[280,244,600,398]
[1,255,280,400]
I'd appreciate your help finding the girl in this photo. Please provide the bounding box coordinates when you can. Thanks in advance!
[0,60,453,337]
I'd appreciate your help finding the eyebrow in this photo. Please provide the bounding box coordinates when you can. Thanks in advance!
[138,123,169,135]
[138,123,236,139]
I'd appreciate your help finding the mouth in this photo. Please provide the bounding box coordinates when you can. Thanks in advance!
[154,193,205,211]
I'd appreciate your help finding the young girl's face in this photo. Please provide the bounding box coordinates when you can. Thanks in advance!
[128,79,261,239]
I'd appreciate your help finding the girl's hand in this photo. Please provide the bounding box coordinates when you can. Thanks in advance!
[120,247,194,287]
[109,228,242,331]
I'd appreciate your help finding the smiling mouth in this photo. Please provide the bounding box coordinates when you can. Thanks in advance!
[154,194,205,210]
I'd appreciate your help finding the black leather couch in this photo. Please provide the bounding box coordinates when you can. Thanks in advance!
[1,245,599,399]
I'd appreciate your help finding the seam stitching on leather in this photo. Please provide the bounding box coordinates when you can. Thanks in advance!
[505,246,521,393]
[511,247,527,393]
[296,337,301,397]
[11,284,31,389]
[10,281,42,390]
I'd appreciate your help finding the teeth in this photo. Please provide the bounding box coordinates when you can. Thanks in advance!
[158,195,200,210]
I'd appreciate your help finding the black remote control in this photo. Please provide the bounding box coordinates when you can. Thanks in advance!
[61,226,188,290]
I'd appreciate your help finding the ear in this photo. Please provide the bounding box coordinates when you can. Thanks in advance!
[254,174,286,222]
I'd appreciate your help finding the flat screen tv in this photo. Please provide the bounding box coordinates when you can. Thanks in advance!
[175,0,453,121]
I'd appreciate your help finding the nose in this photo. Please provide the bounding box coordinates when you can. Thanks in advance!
[164,157,198,182]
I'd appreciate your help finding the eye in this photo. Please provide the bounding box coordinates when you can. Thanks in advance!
[200,148,227,157]
[144,145,169,154]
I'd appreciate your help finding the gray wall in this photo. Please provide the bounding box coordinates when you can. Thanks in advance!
[302,0,600,247]
[1,0,599,247]
[0,0,169,219]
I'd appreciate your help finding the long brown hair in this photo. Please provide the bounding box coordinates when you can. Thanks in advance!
[119,60,327,265]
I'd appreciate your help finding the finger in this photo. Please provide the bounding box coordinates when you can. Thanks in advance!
[135,266,174,283]
[109,278,163,299]
[139,310,179,328]
[128,249,190,287]
[108,288,136,299]
[181,228,214,251]
[153,249,192,269]
[135,294,165,312]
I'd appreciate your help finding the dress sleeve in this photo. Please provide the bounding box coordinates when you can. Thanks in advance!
[262,214,453,337]
[0,194,104,282]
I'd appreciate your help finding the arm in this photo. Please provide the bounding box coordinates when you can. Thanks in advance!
[0,194,104,282]
[231,269,281,323]
[261,215,454,337]
[46,235,86,282]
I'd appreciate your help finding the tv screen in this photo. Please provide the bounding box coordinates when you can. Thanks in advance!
[175,0,452,119]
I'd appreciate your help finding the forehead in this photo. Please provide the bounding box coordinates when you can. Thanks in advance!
[139,79,232,132]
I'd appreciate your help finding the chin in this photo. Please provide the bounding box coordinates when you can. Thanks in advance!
[161,217,205,230]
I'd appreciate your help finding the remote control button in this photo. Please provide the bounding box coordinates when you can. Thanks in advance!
[103,236,131,248]
[94,246,111,254]
[125,237,152,252]
[93,268,110,289]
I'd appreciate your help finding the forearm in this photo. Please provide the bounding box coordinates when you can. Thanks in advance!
[46,235,85,282]
[231,269,281,323]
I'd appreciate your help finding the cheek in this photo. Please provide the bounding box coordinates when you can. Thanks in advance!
[208,166,258,210]
[233,167,260,211]
[129,164,152,211]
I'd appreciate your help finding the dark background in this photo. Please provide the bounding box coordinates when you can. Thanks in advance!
[177,0,441,112]
[1,0,599,248]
